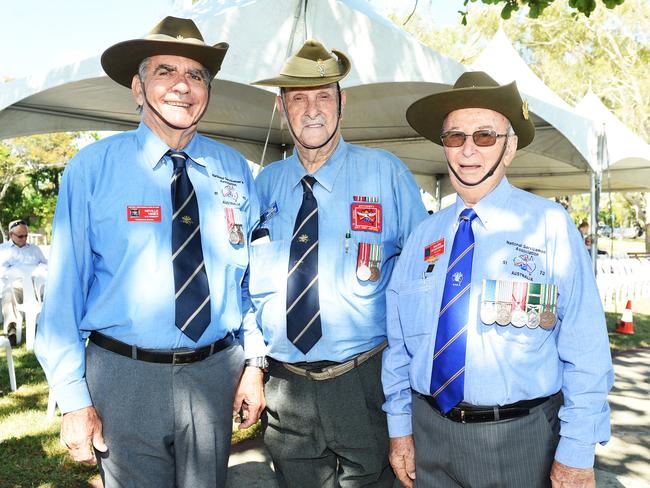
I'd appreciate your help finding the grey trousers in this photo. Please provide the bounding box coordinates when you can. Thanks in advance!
[264,351,395,488]
[2,285,21,330]
[412,392,562,488]
[86,340,244,488]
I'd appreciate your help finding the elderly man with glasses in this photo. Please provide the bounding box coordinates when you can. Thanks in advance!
[382,72,613,488]
[0,219,47,346]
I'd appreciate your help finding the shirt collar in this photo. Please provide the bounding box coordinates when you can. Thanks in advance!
[287,137,348,192]
[453,176,513,230]
[135,122,205,168]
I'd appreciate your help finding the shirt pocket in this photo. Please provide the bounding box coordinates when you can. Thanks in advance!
[397,278,434,355]
[249,240,286,298]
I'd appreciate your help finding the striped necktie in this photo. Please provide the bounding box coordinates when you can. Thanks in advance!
[169,150,211,342]
[286,175,322,354]
[430,208,478,413]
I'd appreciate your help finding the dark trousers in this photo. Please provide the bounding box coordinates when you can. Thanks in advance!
[264,352,395,488]
[412,392,562,488]
[86,340,244,488]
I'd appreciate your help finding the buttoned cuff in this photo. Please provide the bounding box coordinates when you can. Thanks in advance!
[241,331,267,359]
[53,380,93,414]
[387,413,413,438]
[554,437,596,468]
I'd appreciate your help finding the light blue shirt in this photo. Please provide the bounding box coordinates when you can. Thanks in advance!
[35,122,265,414]
[251,139,427,363]
[0,241,47,286]
[382,177,613,469]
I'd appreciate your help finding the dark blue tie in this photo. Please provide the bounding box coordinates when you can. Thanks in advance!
[169,150,211,342]
[430,208,478,413]
[286,176,322,354]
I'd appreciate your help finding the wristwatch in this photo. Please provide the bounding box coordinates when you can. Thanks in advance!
[245,356,269,372]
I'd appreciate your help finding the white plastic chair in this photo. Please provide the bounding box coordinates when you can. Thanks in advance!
[0,336,17,391]
[5,264,45,351]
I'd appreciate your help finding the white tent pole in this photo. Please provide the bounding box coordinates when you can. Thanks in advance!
[257,0,306,170]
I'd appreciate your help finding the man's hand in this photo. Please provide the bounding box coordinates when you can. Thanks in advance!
[550,460,596,488]
[60,406,107,464]
[232,367,265,429]
[389,435,416,488]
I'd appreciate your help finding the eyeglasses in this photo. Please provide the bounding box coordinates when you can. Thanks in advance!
[440,130,508,148]
[9,220,26,230]
[13,234,28,239]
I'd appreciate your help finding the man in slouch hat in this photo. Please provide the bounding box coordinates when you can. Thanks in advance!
[383,71,613,488]
[36,16,265,487]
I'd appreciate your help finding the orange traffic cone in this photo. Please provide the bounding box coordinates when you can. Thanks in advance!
[616,300,634,335]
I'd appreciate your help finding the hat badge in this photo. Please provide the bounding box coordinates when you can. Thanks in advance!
[316,59,326,77]
[522,100,529,120]
[176,34,184,40]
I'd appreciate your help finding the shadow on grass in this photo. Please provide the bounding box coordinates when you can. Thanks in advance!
[0,430,99,487]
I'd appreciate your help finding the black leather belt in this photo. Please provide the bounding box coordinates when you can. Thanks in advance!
[418,392,552,423]
[89,331,234,364]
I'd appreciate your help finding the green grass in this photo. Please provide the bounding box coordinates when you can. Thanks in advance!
[0,346,260,487]
[597,236,646,256]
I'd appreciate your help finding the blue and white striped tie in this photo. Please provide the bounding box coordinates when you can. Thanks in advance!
[169,150,211,342]
[286,176,322,354]
[430,208,478,413]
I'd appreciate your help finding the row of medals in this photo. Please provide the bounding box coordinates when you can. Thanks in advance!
[357,262,380,282]
[229,224,245,245]
[481,302,556,330]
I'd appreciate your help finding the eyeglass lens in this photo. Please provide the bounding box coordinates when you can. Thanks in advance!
[441,130,499,147]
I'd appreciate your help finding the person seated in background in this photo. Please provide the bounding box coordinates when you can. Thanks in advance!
[0,219,47,346]
[584,234,608,257]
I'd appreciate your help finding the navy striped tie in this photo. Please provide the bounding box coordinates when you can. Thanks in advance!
[286,176,322,353]
[169,150,211,342]
[430,208,478,413]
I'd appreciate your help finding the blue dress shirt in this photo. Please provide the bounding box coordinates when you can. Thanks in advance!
[35,122,265,414]
[382,177,613,469]
[250,138,427,363]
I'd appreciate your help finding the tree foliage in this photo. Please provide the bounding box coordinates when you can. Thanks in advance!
[397,0,649,140]
[0,133,86,241]
[461,0,625,22]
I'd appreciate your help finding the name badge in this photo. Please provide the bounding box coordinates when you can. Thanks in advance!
[127,205,161,222]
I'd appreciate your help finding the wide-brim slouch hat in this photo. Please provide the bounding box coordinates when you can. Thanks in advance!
[407,71,535,149]
[101,16,229,88]
[253,39,351,88]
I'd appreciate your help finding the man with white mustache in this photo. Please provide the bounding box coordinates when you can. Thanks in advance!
[249,40,427,487]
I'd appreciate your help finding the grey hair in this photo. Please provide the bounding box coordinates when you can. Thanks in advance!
[137,57,211,86]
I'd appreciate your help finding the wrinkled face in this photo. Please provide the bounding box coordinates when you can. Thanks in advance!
[132,55,210,130]
[10,224,28,247]
[443,108,517,203]
[279,83,345,148]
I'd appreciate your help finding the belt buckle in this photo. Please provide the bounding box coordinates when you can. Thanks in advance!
[172,350,197,364]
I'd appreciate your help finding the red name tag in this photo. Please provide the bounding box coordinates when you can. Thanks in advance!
[127,205,162,222]
[351,203,382,233]
[424,238,445,262]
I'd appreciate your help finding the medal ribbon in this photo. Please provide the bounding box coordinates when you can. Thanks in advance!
[544,284,557,313]
[497,280,512,304]
[357,242,371,269]
[224,207,236,231]
[370,243,382,266]
[483,279,497,305]
[512,281,528,312]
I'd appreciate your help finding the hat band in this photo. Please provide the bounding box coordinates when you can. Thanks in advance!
[145,33,207,46]
[281,56,342,79]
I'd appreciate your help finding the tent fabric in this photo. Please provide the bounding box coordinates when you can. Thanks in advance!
[575,91,650,192]
[2,0,646,197]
